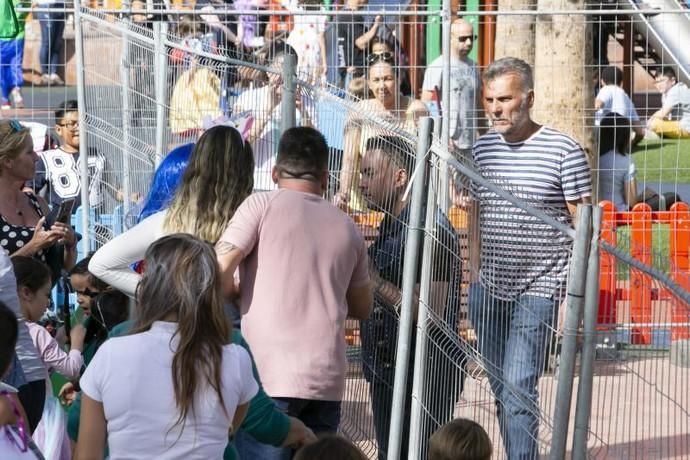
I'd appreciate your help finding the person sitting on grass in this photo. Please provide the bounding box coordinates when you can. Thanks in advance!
[598,113,682,212]
[648,66,690,139]
[595,65,645,146]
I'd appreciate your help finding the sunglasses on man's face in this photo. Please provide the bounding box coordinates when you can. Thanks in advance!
[457,34,477,43]
[367,51,395,66]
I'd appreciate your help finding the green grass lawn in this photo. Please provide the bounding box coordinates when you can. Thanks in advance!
[632,138,690,183]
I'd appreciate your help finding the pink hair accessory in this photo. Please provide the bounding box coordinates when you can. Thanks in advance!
[201,113,254,142]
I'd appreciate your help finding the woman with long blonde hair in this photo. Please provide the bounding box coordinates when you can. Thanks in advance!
[89,124,254,294]
[77,234,259,459]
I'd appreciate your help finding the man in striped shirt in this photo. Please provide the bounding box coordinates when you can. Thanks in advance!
[468,57,591,460]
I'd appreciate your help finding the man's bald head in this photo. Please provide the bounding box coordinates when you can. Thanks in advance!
[450,19,475,59]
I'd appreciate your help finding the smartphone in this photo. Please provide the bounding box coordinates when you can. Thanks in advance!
[47,199,75,227]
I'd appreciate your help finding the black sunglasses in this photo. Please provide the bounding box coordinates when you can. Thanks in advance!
[457,34,478,42]
[367,51,395,66]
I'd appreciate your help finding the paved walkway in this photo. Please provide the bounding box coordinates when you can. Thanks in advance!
[340,350,690,459]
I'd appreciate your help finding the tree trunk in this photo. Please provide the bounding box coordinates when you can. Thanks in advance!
[534,0,594,159]
[494,0,536,67]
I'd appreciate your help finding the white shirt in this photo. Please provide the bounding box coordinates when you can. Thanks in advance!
[595,84,640,125]
[80,321,258,460]
[233,86,281,192]
[663,82,690,132]
[232,86,308,191]
[89,211,168,297]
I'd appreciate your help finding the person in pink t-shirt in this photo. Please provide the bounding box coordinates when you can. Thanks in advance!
[217,126,372,456]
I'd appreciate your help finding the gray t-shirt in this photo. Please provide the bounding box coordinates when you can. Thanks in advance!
[422,55,479,149]
[663,82,690,132]
[597,150,636,211]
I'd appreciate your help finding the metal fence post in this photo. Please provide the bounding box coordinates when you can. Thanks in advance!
[281,53,297,134]
[408,131,438,459]
[387,117,433,460]
[438,0,451,212]
[572,205,601,459]
[73,0,90,254]
[120,1,132,220]
[550,204,593,460]
[153,20,168,167]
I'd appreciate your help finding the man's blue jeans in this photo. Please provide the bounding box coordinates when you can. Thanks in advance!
[468,283,558,460]
[234,398,341,459]
[37,10,65,76]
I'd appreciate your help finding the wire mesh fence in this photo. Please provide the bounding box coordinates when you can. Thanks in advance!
[4,2,688,458]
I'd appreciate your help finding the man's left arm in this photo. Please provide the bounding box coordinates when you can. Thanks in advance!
[562,145,594,222]
[215,194,267,300]
[566,196,592,222]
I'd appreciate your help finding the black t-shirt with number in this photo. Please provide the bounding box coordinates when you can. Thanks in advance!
[33,148,106,212]
[334,10,366,70]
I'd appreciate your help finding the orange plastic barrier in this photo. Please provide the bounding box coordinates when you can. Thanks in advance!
[599,200,690,345]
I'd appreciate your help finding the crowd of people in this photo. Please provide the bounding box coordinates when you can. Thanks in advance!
[1,3,690,459]
[0,117,493,459]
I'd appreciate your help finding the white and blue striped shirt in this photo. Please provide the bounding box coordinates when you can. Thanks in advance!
[472,126,592,300]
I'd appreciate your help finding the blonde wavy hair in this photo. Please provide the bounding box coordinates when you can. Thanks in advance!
[163,125,254,243]
[0,120,32,175]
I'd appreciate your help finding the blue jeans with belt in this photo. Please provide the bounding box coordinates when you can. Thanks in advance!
[36,7,65,76]
[468,282,558,460]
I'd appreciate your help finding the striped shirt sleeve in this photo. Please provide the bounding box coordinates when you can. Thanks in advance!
[561,146,592,201]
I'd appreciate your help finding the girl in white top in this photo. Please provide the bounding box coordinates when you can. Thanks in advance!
[11,256,84,382]
[76,234,258,460]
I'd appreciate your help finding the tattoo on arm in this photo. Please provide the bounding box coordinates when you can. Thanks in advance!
[215,241,237,256]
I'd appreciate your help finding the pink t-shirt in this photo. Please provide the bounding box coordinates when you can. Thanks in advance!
[220,189,370,400]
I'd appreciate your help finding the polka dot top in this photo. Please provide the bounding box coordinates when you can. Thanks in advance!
[0,193,47,262]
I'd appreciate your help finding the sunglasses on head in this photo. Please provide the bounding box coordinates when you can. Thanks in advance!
[367,51,395,66]
[9,119,23,132]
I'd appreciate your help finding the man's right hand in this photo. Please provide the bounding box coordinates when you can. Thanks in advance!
[282,417,317,448]
[333,192,351,213]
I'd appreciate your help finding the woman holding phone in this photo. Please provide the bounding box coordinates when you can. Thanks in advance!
[0,119,76,272]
